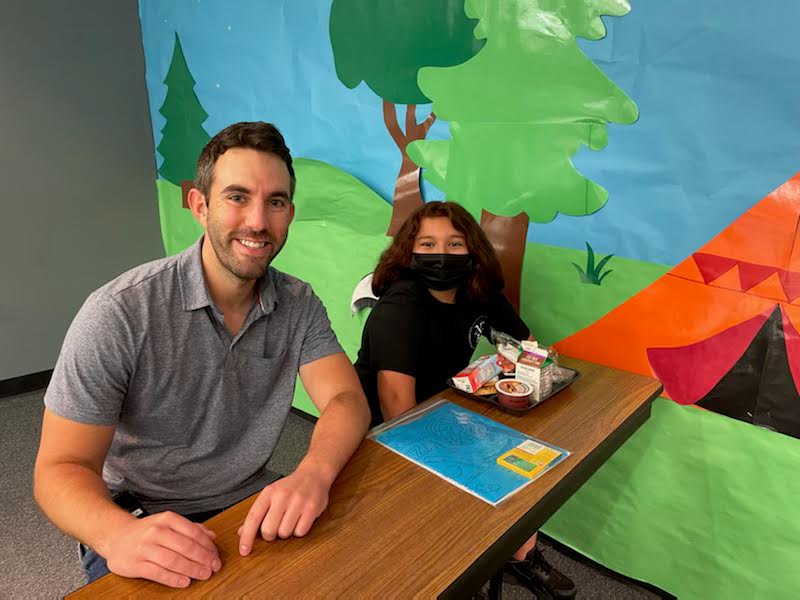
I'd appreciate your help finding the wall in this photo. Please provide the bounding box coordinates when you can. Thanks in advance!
[0,0,163,380]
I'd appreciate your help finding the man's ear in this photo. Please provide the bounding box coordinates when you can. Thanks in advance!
[187,188,208,229]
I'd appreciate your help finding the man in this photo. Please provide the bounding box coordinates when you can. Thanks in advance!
[33,122,371,588]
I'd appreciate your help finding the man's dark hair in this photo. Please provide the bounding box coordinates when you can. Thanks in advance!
[194,121,296,199]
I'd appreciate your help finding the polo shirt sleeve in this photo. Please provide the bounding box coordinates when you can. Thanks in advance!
[44,293,136,426]
[298,290,344,367]
[487,293,530,342]
[361,298,422,378]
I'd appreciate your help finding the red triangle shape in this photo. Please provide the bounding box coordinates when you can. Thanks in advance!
[780,306,800,394]
[738,261,778,291]
[778,270,800,302]
[647,308,772,404]
[692,253,738,285]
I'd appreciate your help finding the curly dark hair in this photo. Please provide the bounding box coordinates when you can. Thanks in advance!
[372,202,504,303]
[194,121,296,199]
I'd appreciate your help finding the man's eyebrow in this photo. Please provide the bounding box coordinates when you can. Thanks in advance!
[219,184,252,195]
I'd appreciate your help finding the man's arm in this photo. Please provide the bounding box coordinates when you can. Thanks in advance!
[238,352,369,555]
[34,409,221,587]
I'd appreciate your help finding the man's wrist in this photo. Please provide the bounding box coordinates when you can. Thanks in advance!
[295,459,338,488]
[92,505,138,558]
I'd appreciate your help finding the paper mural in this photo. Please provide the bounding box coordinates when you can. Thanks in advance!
[137,0,800,597]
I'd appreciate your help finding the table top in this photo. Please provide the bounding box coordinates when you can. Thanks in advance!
[69,356,662,599]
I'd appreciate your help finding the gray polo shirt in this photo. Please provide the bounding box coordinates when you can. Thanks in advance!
[45,238,343,515]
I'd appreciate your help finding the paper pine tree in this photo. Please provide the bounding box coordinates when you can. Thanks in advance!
[157,33,210,186]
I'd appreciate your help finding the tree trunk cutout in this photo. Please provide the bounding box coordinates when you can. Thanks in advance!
[480,210,529,315]
[383,100,435,236]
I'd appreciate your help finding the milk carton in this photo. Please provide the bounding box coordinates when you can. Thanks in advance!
[515,349,553,403]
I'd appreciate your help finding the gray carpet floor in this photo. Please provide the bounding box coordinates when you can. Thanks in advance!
[1,391,663,599]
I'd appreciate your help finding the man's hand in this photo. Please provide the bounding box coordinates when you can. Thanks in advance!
[104,511,221,588]
[237,467,331,556]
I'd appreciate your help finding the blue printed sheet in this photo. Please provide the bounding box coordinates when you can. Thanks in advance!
[371,400,569,505]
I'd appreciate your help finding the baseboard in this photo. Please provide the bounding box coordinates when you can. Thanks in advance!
[0,370,53,400]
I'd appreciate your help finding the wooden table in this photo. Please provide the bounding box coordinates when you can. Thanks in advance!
[69,357,661,599]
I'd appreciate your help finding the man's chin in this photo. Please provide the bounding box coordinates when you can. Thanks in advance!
[233,263,270,281]
[218,254,270,281]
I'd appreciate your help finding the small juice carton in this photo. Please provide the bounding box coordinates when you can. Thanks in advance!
[515,348,553,403]
[452,354,502,394]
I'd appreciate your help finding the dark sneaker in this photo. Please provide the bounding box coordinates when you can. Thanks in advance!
[506,547,577,599]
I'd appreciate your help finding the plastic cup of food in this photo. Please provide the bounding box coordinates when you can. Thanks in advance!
[495,379,532,409]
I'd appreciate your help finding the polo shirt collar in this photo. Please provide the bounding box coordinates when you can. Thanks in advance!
[257,268,278,315]
[178,237,278,315]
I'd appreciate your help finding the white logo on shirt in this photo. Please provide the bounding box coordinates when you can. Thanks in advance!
[469,316,488,349]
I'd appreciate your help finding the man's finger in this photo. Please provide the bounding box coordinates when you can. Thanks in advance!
[239,490,272,556]
[159,513,219,557]
[293,507,318,538]
[259,492,288,542]
[155,527,221,573]
[138,561,191,589]
[196,523,217,540]
[276,500,302,539]
[148,544,212,582]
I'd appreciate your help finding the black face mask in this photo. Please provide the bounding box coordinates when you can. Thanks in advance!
[409,253,473,291]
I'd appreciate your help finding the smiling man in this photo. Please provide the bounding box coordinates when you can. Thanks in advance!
[33,122,370,589]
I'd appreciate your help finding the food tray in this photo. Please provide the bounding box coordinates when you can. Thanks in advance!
[446,366,580,415]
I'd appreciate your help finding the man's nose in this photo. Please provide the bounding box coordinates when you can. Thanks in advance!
[243,201,268,232]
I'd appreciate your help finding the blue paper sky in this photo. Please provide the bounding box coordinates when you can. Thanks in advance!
[138,0,800,266]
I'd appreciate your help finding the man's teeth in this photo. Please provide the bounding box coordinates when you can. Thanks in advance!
[239,239,267,249]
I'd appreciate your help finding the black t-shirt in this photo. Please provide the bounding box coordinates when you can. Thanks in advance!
[354,278,529,426]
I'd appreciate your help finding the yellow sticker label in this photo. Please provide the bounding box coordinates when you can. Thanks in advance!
[517,440,561,465]
[497,448,546,478]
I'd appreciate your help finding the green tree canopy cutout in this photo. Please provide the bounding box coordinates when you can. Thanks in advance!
[157,32,210,186]
[330,0,484,104]
[330,0,485,233]
[407,0,639,222]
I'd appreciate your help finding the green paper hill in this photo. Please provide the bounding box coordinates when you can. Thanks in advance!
[519,244,669,345]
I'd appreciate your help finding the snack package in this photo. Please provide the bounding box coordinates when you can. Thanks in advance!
[452,354,503,394]
[490,328,523,364]
[496,355,516,375]
[474,377,500,396]
[515,348,553,403]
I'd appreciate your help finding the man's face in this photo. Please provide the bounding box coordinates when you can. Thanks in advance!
[199,148,294,282]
